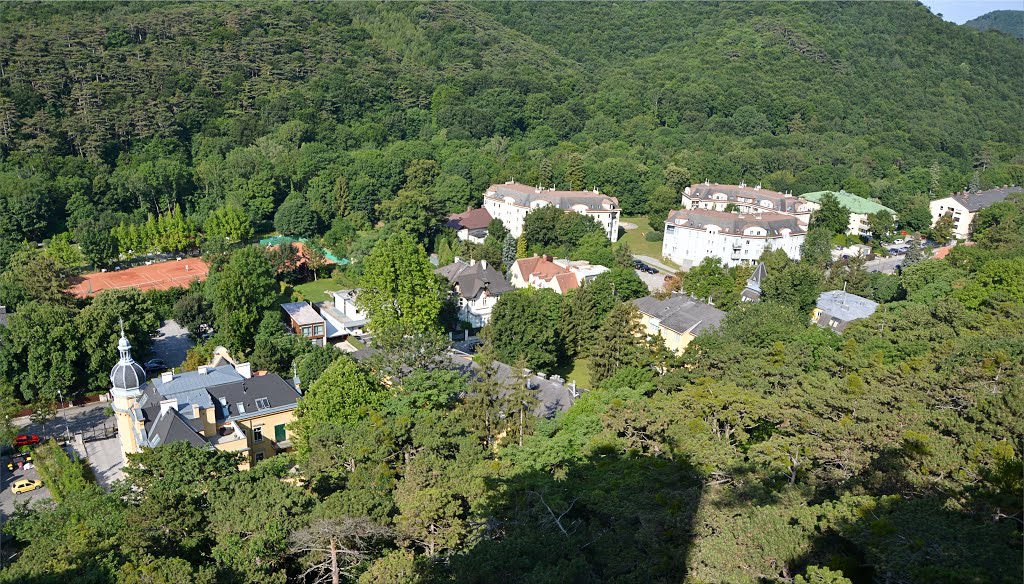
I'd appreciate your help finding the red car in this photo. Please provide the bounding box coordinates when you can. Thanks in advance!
[13,434,40,447]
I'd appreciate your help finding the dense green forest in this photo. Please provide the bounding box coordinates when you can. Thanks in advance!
[963,10,1024,39]
[0,2,1021,583]
[0,0,1022,269]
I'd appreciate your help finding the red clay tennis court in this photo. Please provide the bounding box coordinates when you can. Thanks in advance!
[70,258,210,297]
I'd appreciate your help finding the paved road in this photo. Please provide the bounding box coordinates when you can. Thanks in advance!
[635,269,668,293]
[634,254,678,274]
[0,463,49,522]
[14,401,113,441]
[865,255,903,274]
[81,437,124,489]
[150,319,194,368]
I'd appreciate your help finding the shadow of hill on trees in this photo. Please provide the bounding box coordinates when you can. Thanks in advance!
[445,451,704,584]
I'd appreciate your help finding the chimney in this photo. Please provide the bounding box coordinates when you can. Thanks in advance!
[454,255,461,264]
[469,258,476,266]
[236,362,252,379]
[191,403,201,419]
[198,366,209,375]
[160,371,174,384]
[480,259,488,270]
[159,398,177,415]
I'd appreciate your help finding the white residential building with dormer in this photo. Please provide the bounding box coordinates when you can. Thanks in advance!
[483,181,621,242]
[681,181,814,224]
[662,208,806,269]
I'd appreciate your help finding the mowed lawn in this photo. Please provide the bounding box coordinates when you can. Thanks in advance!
[615,215,679,270]
[293,278,338,303]
[552,357,593,389]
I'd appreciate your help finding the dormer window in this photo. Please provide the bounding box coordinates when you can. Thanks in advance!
[255,397,271,410]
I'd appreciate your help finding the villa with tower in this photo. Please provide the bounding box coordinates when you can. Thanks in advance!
[109,325,301,469]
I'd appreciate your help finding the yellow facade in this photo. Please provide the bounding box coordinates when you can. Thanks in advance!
[638,312,696,356]
[111,391,141,460]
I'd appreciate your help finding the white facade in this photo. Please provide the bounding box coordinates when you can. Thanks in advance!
[483,182,621,242]
[662,209,805,269]
[681,182,814,225]
[929,197,974,240]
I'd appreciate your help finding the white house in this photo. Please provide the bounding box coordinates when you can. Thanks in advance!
[482,182,621,242]
[508,255,609,295]
[445,207,493,244]
[682,181,814,224]
[929,186,1022,240]
[434,259,512,329]
[315,290,368,342]
[662,209,806,269]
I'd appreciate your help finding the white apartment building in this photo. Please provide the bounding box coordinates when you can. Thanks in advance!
[800,190,897,238]
[682,181,814,224]
[482,182,621,242]
[662,209,806,269]
[929,187,1022,240]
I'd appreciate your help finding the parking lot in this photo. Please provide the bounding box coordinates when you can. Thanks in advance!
[1,455,50,521]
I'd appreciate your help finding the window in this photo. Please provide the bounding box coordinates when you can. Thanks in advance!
[301,326,311,336]
[313,325,324,335]
[275,424,286,442]
[255,397,271,410]
[254,452,264,463]
[253,426,264,442]
[236,402,246,414]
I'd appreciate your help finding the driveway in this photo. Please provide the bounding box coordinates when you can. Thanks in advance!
[865,255,903,274]
[150,319,194,368]
[635,269,669,293]
[634,254,678,274]
[0,463,49,522]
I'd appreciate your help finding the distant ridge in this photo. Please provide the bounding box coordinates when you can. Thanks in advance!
[963,10,1024,39]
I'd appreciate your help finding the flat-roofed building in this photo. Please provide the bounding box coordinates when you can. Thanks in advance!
[662,208,806,269]
[483,181,620,242]
[281,301,326,346]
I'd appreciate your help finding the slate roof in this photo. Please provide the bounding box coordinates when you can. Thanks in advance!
[486,182,618,211]
[801,190,895,215]
[446,207,493,231]
[633,293,726,336]
[138,365,300,448]
[950,187,1022,212]
[281,301,325,326]
[666,209,806,236]
[815,290,878,332]
[746,262,767,292]
[435,260,512,299]
[147,408,207,449]
[686,183,805,214]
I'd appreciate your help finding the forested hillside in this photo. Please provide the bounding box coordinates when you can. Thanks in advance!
[963,10,1024,39]
[0,1,1022,268]
[0,3,1021,583]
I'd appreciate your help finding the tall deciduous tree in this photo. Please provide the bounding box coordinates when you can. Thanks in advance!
[483,288,563,371]
[211,245,277,354]
[292,356,387,454]
[356,233,444,338]
[76,288,160,390]
[809,192,850,236]
[0,250,70,310]
[0,301,80,402]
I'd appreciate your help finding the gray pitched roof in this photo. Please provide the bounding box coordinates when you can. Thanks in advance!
[950,187,1022,212]
[746,262,767,291]
[687,183,804,213]
[148,407,208,449]
[487,183,619,210]
[815,290,878,332]
[633,293,726,335]
[207,374,301,420]
[435,260,512,299]
[667,209,806,236]
[281,301,325,326]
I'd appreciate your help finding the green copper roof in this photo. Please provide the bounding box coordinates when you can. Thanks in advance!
[800,190,895,215]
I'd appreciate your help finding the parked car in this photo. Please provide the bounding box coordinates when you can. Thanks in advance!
[11,479,43,494]
[7,453,32,471]
[143,359,167,372]
[13,434,40,447]
[644,265,659,274]
[891,238,906,245]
